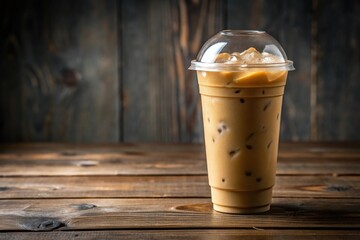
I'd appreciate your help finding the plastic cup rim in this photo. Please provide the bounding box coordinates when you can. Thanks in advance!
[189,60,295,71]
[220,30,266,36]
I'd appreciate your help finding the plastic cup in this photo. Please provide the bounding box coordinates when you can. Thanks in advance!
[189,30,294,214]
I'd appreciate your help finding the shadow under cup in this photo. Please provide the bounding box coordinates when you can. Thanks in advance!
[198,72,287,214]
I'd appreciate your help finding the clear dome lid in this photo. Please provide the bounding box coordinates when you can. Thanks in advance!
[189,30,294,72]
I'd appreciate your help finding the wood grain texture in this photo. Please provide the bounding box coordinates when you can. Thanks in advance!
[0,143,358,236]
[0,143,359,176]
[1,230,359,240]
[0,149,206,177]
[121,0,223,142]
[1,142,359,155]
[1,155,359,176]
[227,0,312,141]
[0,175,359,199]
[310,0,320,140]
[0,0,119,142]
[315,0,360,140]
[2,0,360,142]
[0,198,359,230]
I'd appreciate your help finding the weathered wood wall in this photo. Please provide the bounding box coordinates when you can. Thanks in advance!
[1,0,359,142]
[1,0,119,142]
[314,0,360,140]
[227,0,311,140]
[121,0,223,142]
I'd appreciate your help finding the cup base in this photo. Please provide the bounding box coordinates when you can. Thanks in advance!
[210,186,273,214]
[213,203,270,214]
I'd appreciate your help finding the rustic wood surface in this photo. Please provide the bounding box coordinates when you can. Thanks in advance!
[0,230,359,240]
[1,198,360,230]
[0,142,359,176]
[0,143,359,239]
[1,0,360,142]
[0,175,359,199]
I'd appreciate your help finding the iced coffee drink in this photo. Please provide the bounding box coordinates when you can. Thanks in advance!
[189,30,294,214]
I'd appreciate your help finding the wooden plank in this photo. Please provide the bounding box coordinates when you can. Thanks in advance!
[0,152,206,176]
[0,230,359,240]
[0,155,359,177]
[0,176,210,199]
[310,0,320,140]
[315,0,360,140]
[0,143,203,154]
[0,1,23,142]
[0,175,359,199]
[0,143,359,176]
[0,0,119,142]
[2,142,359,155]
[1,153,359,176]
[0,198,359,230]
[278,157,360,176]
[121,0,223,142]
[227,0,312,140]
[120,0,155,142]
[281,141,360,155]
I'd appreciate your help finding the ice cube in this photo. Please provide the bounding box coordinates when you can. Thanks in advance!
[238,47,263,64]
[226,52,245,64]
[261,52,282,63]
[215,48,284,65]
[215,53,232,63]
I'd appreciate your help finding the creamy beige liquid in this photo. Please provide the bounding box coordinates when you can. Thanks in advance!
[198,70,288,213]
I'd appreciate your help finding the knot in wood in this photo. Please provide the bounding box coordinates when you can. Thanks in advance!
[76,203,97,210]
[20,218,65,231]
[0,187,9,191]
[60,68,80,87]
[326,185,351,192]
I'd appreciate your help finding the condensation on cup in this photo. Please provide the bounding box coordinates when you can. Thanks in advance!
[189,30,295,214]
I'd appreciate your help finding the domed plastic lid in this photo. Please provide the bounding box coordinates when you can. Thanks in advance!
[189,30,294,72]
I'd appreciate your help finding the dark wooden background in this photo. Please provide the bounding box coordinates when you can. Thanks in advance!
[1,0,359,143]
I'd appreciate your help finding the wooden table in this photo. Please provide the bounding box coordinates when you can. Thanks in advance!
[0,143,359,239]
